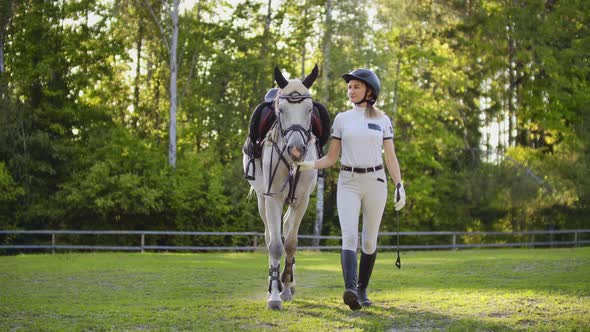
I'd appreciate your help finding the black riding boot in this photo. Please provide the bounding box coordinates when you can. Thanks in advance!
[357,251,377,307]
[341,250,362,311]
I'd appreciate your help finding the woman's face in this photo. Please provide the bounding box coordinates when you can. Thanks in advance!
[347,79,368,105]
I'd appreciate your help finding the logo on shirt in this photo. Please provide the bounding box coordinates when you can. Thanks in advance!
[368,123,381,131]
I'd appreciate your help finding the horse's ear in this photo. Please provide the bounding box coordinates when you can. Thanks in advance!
[274,65,289,89]
[302,64,319,89]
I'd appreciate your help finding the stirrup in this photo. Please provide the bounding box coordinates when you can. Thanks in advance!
[244,158,256,180]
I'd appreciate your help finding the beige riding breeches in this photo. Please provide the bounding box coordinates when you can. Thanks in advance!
[337,168,388,254]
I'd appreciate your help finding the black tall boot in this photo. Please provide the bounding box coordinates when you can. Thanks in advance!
[357,251,377,307]
[341,250,362,311]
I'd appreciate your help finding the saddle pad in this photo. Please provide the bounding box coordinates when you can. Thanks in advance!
[312,102,331,147]
[258,105,276,139]
[249,101,331,147]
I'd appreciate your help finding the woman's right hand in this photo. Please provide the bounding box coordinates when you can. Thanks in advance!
[296,161,315,171]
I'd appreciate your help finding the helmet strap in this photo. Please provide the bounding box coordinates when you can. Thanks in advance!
[354,89,375,106]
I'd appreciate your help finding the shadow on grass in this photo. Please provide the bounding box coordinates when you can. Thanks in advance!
[293,299,518,331]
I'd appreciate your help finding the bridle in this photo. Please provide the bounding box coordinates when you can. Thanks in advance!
[264,91,314,204]
[276,91,313,148]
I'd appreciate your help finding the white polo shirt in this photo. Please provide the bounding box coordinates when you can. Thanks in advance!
[331,106,394,168]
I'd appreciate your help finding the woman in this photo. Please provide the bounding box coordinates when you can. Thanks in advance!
[297,69,406,310]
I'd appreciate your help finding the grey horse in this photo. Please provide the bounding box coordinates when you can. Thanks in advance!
[243,65,320,310]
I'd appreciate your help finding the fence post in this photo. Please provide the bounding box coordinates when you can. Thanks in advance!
[574,231,578,247]
[253,235,257,251]
[51,232,56,254]
[141,233,145,253]
[452,233,457,250]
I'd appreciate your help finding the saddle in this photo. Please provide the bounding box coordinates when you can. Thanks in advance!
[243,101,331,159]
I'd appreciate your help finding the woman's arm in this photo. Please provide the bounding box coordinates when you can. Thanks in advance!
[383,139,402,184]
[298,138,340,170]
[384,139,406,210]
[314,139,341,169]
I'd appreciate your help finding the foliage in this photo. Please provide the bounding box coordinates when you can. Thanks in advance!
[0,0,589,234]
[57,126,170,230]
[0,162,23,229]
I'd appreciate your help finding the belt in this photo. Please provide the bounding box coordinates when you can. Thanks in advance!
[340,164,383,173]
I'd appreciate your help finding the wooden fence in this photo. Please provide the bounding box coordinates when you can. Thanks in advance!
[1,229,589,253]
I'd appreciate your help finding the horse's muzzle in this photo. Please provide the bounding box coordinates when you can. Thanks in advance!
[288,144,307,162]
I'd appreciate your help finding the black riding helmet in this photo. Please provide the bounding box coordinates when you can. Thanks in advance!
[342,69,381,105]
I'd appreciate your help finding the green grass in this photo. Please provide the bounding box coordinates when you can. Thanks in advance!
[1,248,589,331]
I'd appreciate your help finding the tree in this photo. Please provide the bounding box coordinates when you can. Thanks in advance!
[140,0,180,168]
[312,0,332,247]
[1,0,588,235]
[0,0,14,77]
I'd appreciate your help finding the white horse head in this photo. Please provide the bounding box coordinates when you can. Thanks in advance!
[273,65,319,162]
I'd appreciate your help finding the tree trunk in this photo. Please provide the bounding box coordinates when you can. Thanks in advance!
[300,5,308,77]
[0,0,12,76]
[168,0,179,168]
[313,0,332,248]
[258,0,272,96]
[133,16,143,121]
[139,0,180,167]
[392,58,401,116]
[0,22,5,75]
[1,0,14,99]
[507,23,516,149]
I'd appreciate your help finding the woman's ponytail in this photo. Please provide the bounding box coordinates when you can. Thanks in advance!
[364,89,383,118]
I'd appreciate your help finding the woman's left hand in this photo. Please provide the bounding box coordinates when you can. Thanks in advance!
[394,183,406,211]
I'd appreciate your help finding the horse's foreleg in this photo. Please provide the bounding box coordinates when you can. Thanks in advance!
[280,196,310,301]
[265,197,284,310]
[256,193,271,247]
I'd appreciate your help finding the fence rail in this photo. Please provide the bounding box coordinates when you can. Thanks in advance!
[1,229,589,253]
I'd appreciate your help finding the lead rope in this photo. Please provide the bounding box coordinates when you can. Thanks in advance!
[286,165,301,204]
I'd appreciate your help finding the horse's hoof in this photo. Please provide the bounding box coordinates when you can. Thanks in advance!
[267,300,282,310]
[280,289,293,301]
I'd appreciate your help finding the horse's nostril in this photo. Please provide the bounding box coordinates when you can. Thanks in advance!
[290,146,302,159]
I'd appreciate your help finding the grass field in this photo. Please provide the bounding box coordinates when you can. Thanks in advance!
[1,248,589,331]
